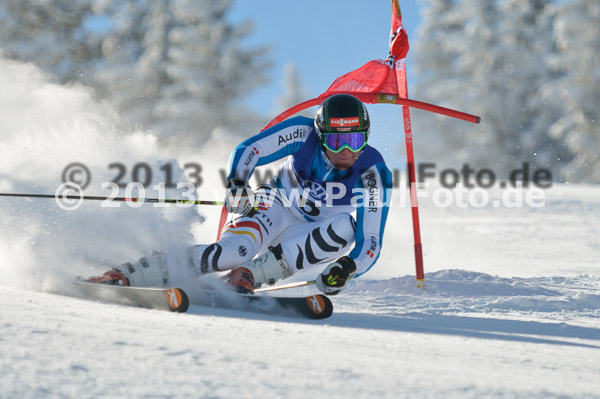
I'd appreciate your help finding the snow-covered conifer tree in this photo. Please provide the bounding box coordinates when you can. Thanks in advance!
[98,0,269,149]
[413,0,564,176]
[412,0,470,166]
[544,0,600,182]
[0,0,100,84]
[276,63,309,114]
[94,0,150,127]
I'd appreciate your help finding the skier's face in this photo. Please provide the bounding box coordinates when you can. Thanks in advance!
[325,148,361,170]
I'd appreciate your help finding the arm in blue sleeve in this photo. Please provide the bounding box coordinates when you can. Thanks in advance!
[227,116,314,182]
[348,162,393,277]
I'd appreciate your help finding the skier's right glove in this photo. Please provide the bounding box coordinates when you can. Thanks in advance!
[224,178,255,216]
[315,256,357,296]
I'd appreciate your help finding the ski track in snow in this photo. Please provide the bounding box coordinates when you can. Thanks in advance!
[1,270,599,399]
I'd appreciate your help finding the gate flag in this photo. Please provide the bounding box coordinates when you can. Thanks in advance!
[320,0,408,98]
[219,2,479,287]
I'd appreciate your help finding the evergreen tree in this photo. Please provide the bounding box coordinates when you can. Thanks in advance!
[94,0,150,126]
[412,0,470,166]
[497,0,566,170]
[413,0,564,176]
[544,0,600,182]
[0,0,101,84]
[276,63,309,113]
[1,0,270,152]
[98,0,270,150]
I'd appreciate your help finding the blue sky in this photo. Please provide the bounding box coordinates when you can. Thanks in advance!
[229,1,423,168]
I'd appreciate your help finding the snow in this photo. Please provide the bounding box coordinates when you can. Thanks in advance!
[2,267,600,398]
[1,56,600,399]
[2,186,599,399]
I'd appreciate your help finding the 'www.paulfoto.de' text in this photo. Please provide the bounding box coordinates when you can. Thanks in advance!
[57,161,551,210]
[54,180,547,211]
[60,161,552,190]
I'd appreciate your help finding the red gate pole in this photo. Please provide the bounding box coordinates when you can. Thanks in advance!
[401,104,425,288]
[397,60,425,289]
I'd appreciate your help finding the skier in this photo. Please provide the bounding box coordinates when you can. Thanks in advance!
[90,94,392,295]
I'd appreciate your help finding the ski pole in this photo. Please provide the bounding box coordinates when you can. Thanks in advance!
[0,192,224,206]
[254,280,316,293]
[253,272,357,293]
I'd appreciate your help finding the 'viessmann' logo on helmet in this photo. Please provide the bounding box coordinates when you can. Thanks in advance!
[329,117,360,127]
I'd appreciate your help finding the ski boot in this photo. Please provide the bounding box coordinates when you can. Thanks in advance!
[225,244,293,293]
[88,269,130,286]
[225,267,255,294]
[88,251,169,287]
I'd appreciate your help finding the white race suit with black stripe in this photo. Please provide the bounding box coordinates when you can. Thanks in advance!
[191,116,392,280]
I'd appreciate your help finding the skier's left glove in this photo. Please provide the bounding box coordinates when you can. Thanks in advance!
[315,256,357,296]
[224,178,255,216]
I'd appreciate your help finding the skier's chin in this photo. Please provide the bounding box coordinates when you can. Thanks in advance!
[331,160,354,170]
[326,149,359,170]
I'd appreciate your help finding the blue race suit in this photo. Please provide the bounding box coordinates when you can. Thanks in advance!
[225,116,392,277]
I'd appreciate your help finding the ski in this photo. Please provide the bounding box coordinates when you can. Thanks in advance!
[73,279,189,313]
[73,279,331,319]
[194,290,333,320]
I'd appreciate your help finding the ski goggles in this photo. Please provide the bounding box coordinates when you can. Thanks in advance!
[322,132,367,153]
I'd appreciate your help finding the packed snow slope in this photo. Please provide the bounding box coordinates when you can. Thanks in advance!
[1,56,600,399]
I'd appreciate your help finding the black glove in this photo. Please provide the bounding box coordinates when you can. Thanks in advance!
[224,178,254,216]
[315,256,357,296]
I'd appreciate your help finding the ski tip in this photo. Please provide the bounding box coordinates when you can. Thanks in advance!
[304,294,333,319]
[164,288,189,313]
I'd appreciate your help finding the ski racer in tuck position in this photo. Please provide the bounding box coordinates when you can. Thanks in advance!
[90,94,392,295]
